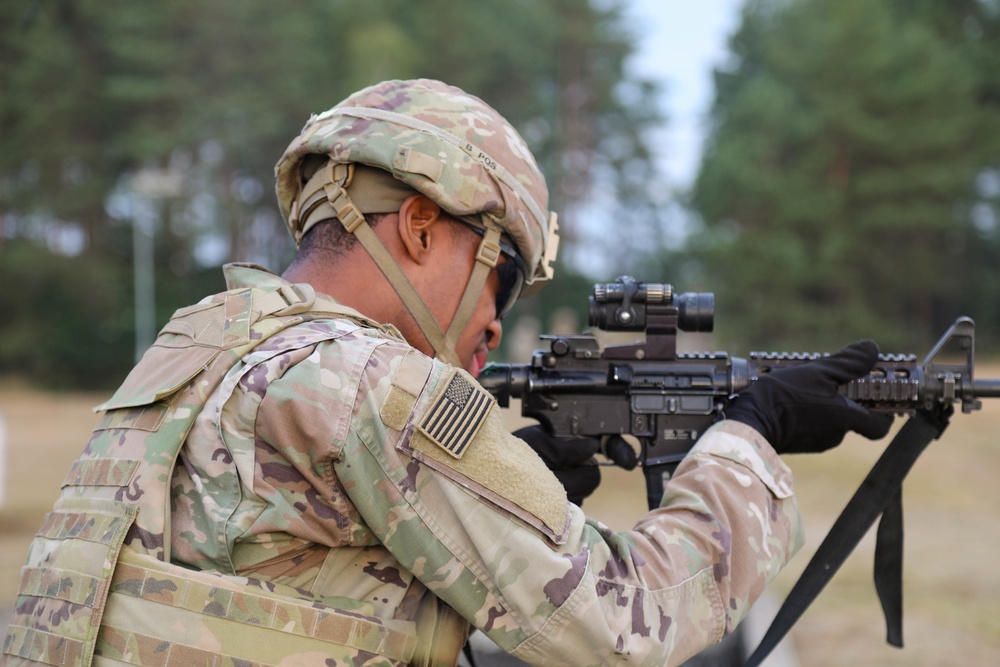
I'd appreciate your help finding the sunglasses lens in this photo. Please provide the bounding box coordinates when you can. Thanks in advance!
[495,260,524,318]
[458,219,527,318]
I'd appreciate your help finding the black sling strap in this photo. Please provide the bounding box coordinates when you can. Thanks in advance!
[744,407,952,667]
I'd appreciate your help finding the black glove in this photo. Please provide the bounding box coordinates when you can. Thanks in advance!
[514,425,601,506]
[725,340,894,454]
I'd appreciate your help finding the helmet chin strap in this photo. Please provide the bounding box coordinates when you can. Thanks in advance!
[322,163,501,369]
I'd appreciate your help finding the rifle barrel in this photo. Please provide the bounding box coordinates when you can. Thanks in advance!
[973,378,1000,398]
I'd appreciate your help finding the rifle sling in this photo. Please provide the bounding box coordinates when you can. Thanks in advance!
[744,407,952,667]
[874,486,904,647]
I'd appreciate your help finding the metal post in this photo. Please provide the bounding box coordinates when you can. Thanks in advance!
[0,411,7,509]
[132,205,156,362]
[131,168,182,362]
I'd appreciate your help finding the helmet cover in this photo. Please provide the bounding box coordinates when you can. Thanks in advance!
[275,79,558,292]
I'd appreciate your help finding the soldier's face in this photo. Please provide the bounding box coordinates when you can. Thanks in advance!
[423,221,505,376]
[401,219,505,376]
[378,196,506,373]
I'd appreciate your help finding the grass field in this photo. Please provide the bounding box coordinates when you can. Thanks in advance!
[1,375,998,665]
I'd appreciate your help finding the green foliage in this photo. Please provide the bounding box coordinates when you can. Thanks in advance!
[0,239,224,390]
[686,0,1000,353]
[1,0,657,252]
[0,0,661,386]
[0,240,131,389]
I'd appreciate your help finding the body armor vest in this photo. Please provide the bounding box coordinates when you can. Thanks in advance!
[1,281,438,667]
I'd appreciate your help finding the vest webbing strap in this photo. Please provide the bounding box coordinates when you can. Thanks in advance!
[107,551,417,663]
[95,626,274,667]
[18,566,101,607]
[744,407,952,667]
[3,625,84,667]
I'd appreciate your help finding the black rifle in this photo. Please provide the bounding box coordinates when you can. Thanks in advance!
[480,275,1000,508]
[479,275,1000,663]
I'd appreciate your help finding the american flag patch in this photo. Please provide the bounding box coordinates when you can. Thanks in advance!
[418,371,493,459]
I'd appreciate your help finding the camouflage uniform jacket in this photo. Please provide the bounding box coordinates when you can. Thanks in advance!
[162,263,805,666]
[2,264,803,667]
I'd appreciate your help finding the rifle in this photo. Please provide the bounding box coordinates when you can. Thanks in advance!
[479,275,1000,663]
[480,275,1000,507]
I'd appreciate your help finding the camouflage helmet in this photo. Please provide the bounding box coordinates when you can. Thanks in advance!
[274,78,558,296]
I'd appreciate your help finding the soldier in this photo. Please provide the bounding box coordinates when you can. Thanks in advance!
[2,79,891,667]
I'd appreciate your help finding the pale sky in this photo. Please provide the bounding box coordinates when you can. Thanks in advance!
[568,2,744,272]
[626,1,744,188]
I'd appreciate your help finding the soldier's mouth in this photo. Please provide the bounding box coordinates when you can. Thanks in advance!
[471,348,489,378]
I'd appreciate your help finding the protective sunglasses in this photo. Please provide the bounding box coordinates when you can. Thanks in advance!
[460,222,527,319]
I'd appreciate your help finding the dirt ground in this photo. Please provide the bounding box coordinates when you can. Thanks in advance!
[1,374,998,665]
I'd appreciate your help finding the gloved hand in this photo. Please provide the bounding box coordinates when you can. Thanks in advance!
[514,425,601,506]
[725,340,894,454]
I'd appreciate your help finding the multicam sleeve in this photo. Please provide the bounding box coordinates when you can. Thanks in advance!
[338,344,803,667]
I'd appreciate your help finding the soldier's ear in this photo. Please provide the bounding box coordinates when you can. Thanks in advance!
[397,194,444,263]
